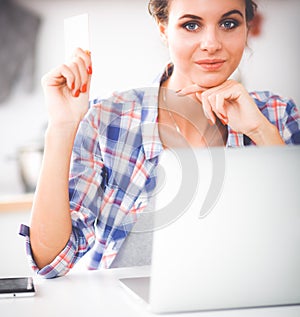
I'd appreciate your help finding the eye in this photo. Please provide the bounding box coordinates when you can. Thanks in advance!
[183,22,200,32]
[220,20,239,30]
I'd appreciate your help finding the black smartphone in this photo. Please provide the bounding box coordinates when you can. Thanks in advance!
[0,277,35,298]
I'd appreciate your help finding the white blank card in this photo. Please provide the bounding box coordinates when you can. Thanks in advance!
[64,13,90,61]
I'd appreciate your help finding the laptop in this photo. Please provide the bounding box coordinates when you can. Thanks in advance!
[119,145,300,313]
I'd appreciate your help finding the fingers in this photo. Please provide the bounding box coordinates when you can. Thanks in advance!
[176,83,218,124]
[68,57,87,97]
[68,48,92,97]
[42,48,92,98]
[202,90,228,124]
[177,83,206,96]
[196,91,217,124]
[177,80,241,125]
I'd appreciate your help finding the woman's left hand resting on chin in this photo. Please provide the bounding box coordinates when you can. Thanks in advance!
[177,79,285,146]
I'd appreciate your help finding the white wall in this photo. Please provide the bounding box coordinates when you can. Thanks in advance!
[240,0,300,104]
[0,210,32,276]
[0,0,299,196]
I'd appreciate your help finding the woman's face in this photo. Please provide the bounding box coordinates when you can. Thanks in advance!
[160,0,248,89]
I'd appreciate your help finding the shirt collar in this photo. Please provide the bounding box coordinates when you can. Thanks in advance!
[140,65,173,160]
[140,85,163,160]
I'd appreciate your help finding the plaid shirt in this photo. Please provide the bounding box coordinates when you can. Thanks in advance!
[20,68,300,278]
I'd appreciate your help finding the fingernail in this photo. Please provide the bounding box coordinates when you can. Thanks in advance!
[81,83,87,93]
[74,89,80,97]
[85,50,91,56]
[87,66,93,75]
[71,82,75,90]
[220,118,227,125]
[176,90,184,96]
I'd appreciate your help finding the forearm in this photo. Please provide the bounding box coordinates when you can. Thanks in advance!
[246,118,285,146]
[30,123,79,269]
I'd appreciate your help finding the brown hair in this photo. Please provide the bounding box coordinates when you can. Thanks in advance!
[148,0,257,25]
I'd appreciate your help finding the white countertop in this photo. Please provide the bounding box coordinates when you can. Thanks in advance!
[0,266,299,317]
[0,195,299,317]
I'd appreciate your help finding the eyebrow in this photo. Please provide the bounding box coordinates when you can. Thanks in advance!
[179,10,244,21]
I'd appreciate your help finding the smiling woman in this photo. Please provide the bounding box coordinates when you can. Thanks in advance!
[158,2,248,89]
[20,0,300,279]
[153,0,294,146]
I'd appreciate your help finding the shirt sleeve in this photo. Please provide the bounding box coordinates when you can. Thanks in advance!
[281,98,300,144]
[19,224,84,278]
[251,92,300,145]
[19,105,106,278]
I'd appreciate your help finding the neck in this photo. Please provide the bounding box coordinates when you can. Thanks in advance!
[161,71,187,92]
[159,86,203,127]
[158,86,227,148]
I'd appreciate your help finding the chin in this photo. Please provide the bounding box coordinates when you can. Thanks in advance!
[194,75,229,89]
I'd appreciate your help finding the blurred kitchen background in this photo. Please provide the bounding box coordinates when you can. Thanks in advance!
[0,0,299,276]
[0,0,299,196]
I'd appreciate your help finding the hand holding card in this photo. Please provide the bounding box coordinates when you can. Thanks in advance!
[41,13,92,125]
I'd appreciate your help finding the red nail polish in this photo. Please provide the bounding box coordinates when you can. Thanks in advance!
[74,89,80,97]
[220,118,227,125]
[81,84,87,93]
[71,82,75,90]
[87,66,93,75]
[176,90,184,96]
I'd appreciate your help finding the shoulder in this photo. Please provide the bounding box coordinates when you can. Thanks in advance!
[92,88,148,113]
[250,91,300,144]
[250,90,300,124]
[86,86,158,128]
[82,88,147,126]
[249,91,297,113]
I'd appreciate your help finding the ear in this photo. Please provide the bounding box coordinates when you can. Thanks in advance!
[158,22,168,46]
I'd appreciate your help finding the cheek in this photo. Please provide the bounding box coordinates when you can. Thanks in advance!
[168,33,197,60]
[226,38,246,66]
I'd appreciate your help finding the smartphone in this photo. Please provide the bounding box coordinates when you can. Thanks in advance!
[0,277,35,298]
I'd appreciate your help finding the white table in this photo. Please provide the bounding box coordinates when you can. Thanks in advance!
[0,266,299,317]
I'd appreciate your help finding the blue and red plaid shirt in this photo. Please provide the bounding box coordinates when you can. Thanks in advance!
[20,67,300,278]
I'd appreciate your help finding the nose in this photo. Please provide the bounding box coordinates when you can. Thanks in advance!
[199,26,222,53]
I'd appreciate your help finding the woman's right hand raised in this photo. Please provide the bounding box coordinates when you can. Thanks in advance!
[41,48,92,128]
[30,49,93,269]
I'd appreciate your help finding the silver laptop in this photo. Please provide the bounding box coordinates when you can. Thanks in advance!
[119,145,300,314]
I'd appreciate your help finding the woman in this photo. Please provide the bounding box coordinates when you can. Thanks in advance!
[21,0,300,278]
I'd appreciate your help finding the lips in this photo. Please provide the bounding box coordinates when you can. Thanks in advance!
[195,59,225,71]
